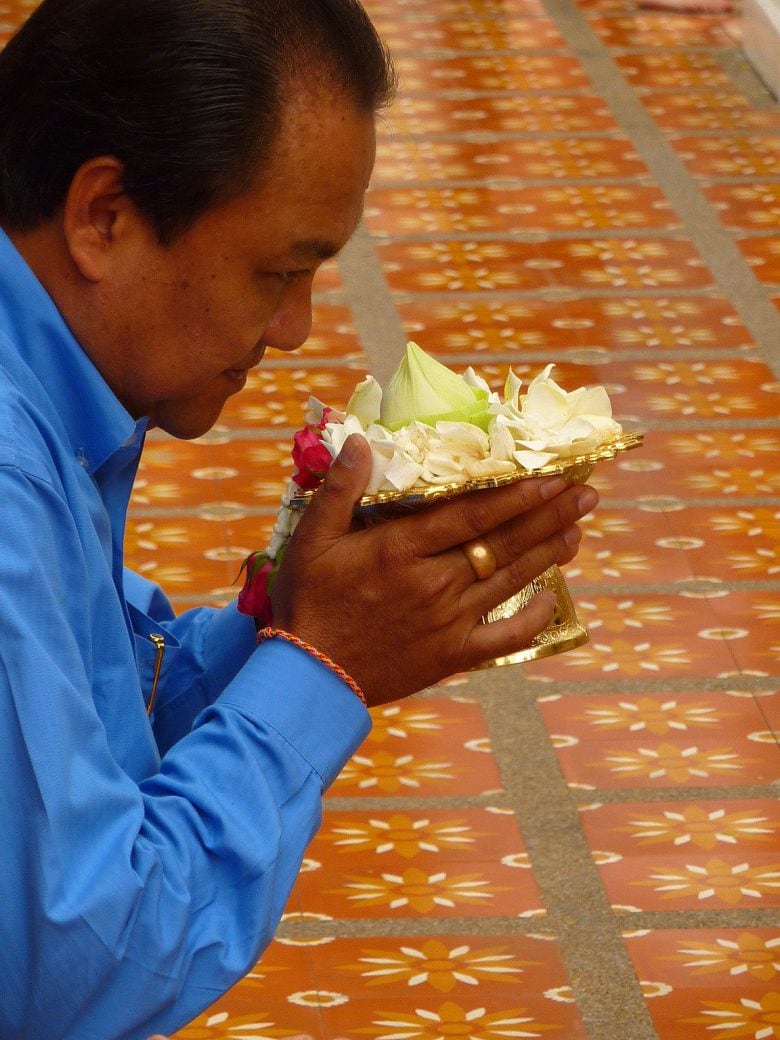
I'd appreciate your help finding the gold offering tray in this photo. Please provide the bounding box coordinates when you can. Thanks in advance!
[291,430,643,668]
[291,431,644,513]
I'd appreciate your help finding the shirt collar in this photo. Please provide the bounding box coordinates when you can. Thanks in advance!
[0,228,148,473]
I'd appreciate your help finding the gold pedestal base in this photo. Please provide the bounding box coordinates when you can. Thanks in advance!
[478,564,589,668]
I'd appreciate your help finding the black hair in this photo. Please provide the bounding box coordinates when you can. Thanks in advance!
[0,0,395,241]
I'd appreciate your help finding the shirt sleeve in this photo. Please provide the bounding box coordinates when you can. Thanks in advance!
[122,567,263,754]
[0,464,371,1040]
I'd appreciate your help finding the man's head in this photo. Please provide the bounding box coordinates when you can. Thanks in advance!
[0,0,394,439]
[0,0,395,242]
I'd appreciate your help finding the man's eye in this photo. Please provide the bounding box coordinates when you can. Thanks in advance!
[272,270,308,284]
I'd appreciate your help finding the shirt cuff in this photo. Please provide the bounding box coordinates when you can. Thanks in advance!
[218,636,372,788]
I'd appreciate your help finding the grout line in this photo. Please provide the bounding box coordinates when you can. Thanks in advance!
[475,666,661,1040]
[322,781,780,811]
[337,223,409,382]
[274,906,780,939]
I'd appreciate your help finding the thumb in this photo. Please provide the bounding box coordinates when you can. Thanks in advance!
[299,433,372,543]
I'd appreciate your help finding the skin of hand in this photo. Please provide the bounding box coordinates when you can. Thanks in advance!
[271,433,599,705]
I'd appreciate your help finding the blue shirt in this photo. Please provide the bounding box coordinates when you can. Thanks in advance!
[0,230,371,1040]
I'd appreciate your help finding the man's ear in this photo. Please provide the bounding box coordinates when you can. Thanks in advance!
[62,156,133,282]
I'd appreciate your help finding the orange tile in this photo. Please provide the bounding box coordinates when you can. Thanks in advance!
[373,136,649,183]
[588,14,749,49]
[618,358,780,420]
[702,183,780,231]
[578,800,780,910]
[641,91,780,132]
[757,690,780,736]
[535,593,732,681]
[457,357,779,422]
[217,363,368,430]
[382,93,617,136]
[303,304,367,361]
[672,134,780,178]
[290,807,545,918]
[735,235,780,285]
[390,52,589,92]
[365,0,546,14]
[539,690,775,744]
[328,741,500,797]
[371,14,566,51]
[593,427,780,501]
[539,694,780,788]
[569,503,780,585]
[580,799,780,855]
[623,928,780,1040]
[615,52,734,90]
[365,184,678,235]
[377,237,714,293]
[300,935,587,1039]
[134,436,295,509]
[192,933,586,1040]
[394,295,752,355]
[125,515,257,597]
[327,697,503,796]
[696,590,780,678]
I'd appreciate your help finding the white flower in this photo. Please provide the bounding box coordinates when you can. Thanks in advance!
[316,350,625,500]
[346,375,383,427]
[509,364,622,460]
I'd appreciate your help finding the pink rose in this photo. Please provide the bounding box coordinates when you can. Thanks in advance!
[291,426,332,491]
[236,552,273,626]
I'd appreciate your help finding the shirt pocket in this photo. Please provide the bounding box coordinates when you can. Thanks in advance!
[128,602,181,718]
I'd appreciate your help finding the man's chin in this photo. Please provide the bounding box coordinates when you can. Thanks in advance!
[148,399,226,440]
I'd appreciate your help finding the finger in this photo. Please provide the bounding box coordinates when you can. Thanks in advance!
[467,521,583,614]
[293,434,372,548]
[401,474,574,559]
[462,589,558,666]
[448,483,596,591]
[485,484,598,572]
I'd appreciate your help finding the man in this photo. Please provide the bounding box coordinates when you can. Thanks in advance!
[0,0,598,1037]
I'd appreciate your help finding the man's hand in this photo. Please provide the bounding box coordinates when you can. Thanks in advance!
[272,434,598,705]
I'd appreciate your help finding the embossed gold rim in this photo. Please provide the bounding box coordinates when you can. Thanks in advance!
[291,430,644,510]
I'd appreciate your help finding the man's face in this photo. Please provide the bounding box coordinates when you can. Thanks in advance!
[93,93,376,439]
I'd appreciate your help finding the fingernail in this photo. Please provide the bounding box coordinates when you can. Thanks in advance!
[539,476,567,500]
[338,433,363,468]
[563,524,582,548]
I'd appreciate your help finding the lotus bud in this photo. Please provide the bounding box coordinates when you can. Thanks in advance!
[379,341,491,432]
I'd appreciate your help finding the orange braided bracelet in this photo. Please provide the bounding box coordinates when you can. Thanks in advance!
[257,627,368,708]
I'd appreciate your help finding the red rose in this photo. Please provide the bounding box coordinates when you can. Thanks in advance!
[236,552,274,626]
[291,426,333,490]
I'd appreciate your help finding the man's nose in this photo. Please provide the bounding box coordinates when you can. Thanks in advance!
[261,277,313,353]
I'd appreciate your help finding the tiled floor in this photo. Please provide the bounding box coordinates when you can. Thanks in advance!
[138,0,779,1036]
[4,0,778,1035]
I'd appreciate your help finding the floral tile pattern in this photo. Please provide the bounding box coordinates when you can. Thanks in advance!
[624,928,780,1039]
[0,0,765,1031]
[292,807,544,919]
[541,692,779,788]
[173,935,587,1039]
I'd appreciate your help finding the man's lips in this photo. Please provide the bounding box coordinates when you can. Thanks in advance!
[223,347,265,388]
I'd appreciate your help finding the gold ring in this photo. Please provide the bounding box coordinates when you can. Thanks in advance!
[461,538,497,581]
